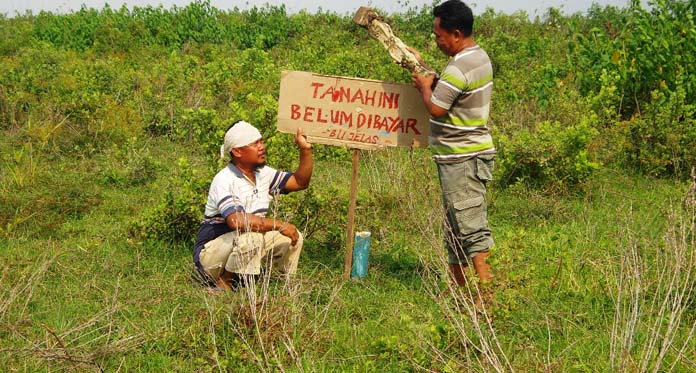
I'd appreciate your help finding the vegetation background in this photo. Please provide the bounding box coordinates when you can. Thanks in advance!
[1,0,694,370]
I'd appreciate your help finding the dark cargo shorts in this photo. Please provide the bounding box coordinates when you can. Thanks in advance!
[436,154,495,265]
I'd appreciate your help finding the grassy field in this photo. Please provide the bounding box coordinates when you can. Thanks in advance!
[1,135,694,371]
[1,2,695,371]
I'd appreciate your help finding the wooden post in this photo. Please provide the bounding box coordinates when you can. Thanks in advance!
[343,148,361,279]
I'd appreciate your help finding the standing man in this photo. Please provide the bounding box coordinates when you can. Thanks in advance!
[193,120,313,290]
[411,0,495,288]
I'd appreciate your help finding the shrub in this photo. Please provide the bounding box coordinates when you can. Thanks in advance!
[274,185,347,247]
[0,144,102,239]
[616,85,696,178]
[177,107,225,164]
[100,138,161,187]
[571,1,696,117]
[130,158,208,244]
[496,118,600,192]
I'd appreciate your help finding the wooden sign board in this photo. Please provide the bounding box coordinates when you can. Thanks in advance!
[278,70,430,150]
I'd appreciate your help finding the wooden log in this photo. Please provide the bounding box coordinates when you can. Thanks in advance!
[353,6,435,76]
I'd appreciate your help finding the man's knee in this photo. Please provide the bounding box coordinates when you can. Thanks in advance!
[237,232,264,252]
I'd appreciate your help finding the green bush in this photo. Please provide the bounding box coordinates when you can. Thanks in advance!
[31,1,306,52]
[274,185,347,248]
[496,118,600,192]
[0,144,102,239]
[99,138,161,187]
[130,158,208,244]
[3,4,696,371]
[567,0,696,179]
[616,85,696,178]
[571,0,696,117]
[177,108,225,163]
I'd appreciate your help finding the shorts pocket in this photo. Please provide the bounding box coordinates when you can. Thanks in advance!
[476,155,495,183]
[452,195,485,235]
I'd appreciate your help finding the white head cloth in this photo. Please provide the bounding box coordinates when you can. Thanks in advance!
[220,121,262,160]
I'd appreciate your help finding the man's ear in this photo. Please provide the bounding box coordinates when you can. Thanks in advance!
[231,148,241,158]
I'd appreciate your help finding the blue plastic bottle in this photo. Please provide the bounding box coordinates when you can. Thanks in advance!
[351,231,371,279]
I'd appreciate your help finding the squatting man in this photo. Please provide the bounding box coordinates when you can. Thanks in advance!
[193,121,313,290]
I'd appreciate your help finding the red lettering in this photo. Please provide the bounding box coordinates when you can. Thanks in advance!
[372,115,381,129]
[310,82,324,98]
[303,106,315,122]
[320,86,335,100]
[317,108,328,123]
[290,104,301,120]
[340,112,353,127]
[406,118,420,135]
[379,116,389,131]
[331,110,341,123]
[357,113,367,128]
[388,117,404,133]
[310,83,401,112]
[363,90,376,106]
[338,86,351,103]
[351,89,363,104]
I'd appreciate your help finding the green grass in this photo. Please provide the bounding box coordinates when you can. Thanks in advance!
[1,5,695,370]
[1,138,694,371]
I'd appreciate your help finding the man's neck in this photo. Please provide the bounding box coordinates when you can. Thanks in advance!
[233,162,257,183]
[453,37,476,55]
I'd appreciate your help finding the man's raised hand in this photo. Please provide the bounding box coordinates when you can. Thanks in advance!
[295,128,312,150]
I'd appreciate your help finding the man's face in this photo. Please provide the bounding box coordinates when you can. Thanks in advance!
[433,17,459,56]
[235,138,266,167]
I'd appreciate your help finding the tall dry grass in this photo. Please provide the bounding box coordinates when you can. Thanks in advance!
[194,264,344,372]
[0,253,145,371]
[365,149,513,372]
[609,170,696,372]
[192,191,346,372]
[195,148,512,371]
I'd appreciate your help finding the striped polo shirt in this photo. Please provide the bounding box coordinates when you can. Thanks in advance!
[430,45,495,163]
[193,163,292,267]
[203,163,292,219]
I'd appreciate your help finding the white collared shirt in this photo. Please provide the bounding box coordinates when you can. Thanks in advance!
[204,163,292,219]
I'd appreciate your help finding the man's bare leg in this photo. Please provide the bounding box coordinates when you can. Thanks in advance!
[472,251,493,308]
[449,263,468,286]
[216,269,235,291]
[472,251,492,284]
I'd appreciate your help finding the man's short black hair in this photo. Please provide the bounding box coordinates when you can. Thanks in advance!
[434,0,474,37]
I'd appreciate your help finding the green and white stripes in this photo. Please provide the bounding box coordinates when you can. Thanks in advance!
[430,46,495,162]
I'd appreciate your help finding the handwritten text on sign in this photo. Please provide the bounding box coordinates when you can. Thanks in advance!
[277,70,430,149]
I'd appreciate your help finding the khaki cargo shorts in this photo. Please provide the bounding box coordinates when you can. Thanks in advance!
[437,154,495,265]
[199,230,303,279]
